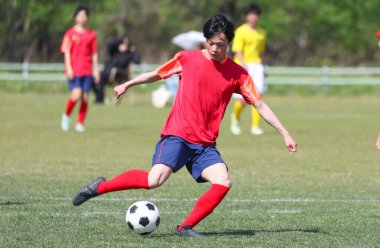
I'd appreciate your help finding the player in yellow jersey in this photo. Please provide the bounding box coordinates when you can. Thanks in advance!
[231,3,266,136]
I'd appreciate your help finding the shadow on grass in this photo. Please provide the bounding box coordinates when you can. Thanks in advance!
[203,228,328,237]
[148,228,328,238]
[0,201,28,206]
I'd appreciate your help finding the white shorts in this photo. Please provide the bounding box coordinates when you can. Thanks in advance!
[233,62,266,100]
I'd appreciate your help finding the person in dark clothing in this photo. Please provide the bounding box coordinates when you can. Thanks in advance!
[94,36,141,103]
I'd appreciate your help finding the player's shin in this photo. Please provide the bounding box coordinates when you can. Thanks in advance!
[178,184,230,229]
[97,169,150,194]
[233,100,245,120]
[251,107,261,128]
[77,99,88,124]
[65,98,77,116]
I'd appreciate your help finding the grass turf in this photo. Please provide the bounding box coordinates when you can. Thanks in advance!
[0,91,379,247]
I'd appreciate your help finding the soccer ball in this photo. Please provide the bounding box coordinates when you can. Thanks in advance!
[125,201,160,235]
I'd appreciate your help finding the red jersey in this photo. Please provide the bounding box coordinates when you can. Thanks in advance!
[157,50,262,146]
[60,27,97,76]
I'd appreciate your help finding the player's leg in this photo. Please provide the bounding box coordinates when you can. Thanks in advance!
[248,63,265,135]
[177,163,230,230]
[73,136,187,206]
[99,163,173,193]
[230,94,246,135]
[75,76,93,132]
[72,164,173,206]
[61,78,82,131]
[251,107,262,134]
[175,143,230,237]
[94,71,108,104]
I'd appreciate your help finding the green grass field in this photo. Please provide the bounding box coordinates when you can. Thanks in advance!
[1,91,380,247]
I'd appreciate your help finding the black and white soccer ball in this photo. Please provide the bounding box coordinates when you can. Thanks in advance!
[125,201,160,235]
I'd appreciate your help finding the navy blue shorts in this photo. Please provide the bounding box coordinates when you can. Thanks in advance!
[152,135,225,183]
[68,76,93,92]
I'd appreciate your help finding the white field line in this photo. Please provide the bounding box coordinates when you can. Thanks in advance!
[1,196,380,204]
[1,209,302,218]
[268,210,304,214]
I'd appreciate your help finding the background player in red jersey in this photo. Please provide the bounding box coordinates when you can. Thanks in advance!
[72,15,297,237]
[60,5,100,132]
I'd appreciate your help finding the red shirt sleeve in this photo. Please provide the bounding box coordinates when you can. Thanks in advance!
[60,32,72,54]
[156,53,183,79]
[235,75,262,105]
[91,33,97,54]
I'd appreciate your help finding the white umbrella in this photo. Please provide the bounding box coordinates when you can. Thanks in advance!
[171,31,206,50]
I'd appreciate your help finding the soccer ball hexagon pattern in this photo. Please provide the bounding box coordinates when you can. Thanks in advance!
[125,201,160,235]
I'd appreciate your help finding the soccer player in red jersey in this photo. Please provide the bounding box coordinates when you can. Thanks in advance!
[60,5,100,132]
[73,15,297,237]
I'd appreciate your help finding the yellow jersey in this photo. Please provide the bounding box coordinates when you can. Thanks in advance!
[232,24,266,64]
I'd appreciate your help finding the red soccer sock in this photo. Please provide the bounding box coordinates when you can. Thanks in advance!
[77,99,88,124]
[97,169,150,194]
[65,98,77,116]
[178,184,230,229]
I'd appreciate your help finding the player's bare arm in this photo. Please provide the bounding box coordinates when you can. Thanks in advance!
[64,51,74,80]
[253,101,297,153]
[114,71,161,99]
[92,52,100,84]
[376,132,380,151]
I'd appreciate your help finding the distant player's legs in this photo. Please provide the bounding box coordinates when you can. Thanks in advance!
[248,63,265,135]
[94,71,109,103]
[231,95,246,135]
[75,76,93,132]
[75,92,88,132]
[177,163,231,231]
[61,85,82,131]
[251,107,261,131]
[72,164,173,206]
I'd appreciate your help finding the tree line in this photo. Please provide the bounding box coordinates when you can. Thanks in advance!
[1,0,380,66]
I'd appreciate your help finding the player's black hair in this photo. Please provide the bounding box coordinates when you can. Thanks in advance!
[73,5,90,18]
[243,3,262,16]
[203,14,235,43]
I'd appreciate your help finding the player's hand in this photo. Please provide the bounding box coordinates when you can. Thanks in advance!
[94,71,101,84]
[66,69,74,80]
[114,84,128,100]
[284,134,297,153]
[376,132,380,151]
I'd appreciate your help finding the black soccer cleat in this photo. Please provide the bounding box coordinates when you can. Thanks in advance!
[72,177,106,206]
[174,226,205,238]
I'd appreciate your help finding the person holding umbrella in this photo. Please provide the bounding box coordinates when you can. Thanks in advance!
[151,31,206,108]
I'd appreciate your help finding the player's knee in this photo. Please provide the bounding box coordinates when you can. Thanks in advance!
[82,94,89,101]
[71,92,81,101]
[148,175,166,189]
[71,95,80,102]
[213,179,232,188]
[148,179,163,189]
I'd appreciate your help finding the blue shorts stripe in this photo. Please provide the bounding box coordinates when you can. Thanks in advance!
[156,136,168,164]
